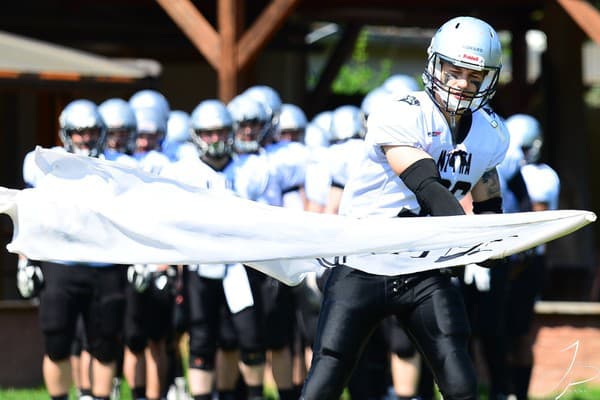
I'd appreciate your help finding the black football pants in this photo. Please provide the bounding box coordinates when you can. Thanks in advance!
[301,265,478,400]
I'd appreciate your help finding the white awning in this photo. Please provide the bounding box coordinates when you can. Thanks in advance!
[0,30,159,81]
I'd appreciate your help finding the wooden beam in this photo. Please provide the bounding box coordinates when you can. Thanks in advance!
[237,0,302,70]
[557,0,600,45]
[219,0,238,102]
[155,0,221,69]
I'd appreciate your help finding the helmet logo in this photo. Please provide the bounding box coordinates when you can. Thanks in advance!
[460,53,484,66]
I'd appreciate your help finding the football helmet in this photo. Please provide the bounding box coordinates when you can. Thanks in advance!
[382,74,420,96]
[133,107,167,152]
[190,99,234,158]
[304,122,330,149]
[361,86,392,117]
[59,99,107,157]
[129,89,170,123]
[98,98,137,154]
[422,16,502,114]
[166,110,191,143]
[311,110,333,137]
[505,113,542,164]
[277,103,307,142]
[329,105,366,143]
[227,95,269,154]
[243,85,282,141]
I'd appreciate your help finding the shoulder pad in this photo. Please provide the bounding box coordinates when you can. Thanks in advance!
[398,95,420,106]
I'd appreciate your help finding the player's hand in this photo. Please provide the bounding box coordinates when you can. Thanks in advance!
[127,264,153,293]
[16,258,44,298]
[463,263,491,292]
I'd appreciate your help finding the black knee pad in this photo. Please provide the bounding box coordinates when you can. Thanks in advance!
[240,350,266,366]
[90,336,121,364]
[393,341,417,358]
[45,332,72,362]
[125,335,147,354]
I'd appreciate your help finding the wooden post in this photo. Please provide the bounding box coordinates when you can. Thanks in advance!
[219,0,238,102]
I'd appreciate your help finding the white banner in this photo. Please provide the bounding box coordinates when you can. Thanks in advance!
[0,148,595,285]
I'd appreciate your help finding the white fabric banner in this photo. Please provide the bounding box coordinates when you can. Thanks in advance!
[0,148,596,285]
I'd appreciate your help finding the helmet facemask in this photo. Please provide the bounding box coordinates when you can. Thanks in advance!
[63,127,106,158]
[193,128,233,159]
[424,53,500,115]
[421,16,503,116]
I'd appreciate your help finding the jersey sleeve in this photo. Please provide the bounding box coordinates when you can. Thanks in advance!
[485,114,510,171]
[365,97,427,153]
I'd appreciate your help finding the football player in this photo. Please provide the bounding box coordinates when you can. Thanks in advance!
[300,16,509,400]
[19,99,127,400]
[160,98,268,400]
[504,114,560,400]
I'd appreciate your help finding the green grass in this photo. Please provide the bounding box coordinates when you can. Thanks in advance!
[2,383,599,400]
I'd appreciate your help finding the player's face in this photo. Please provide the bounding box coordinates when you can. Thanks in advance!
[135,132,160,152]
[236,120,263,142]
[70,128,101,152]
[106,129,130,150]
[279,129,303,143]
[198,128,229,145]
[440,62,484,99]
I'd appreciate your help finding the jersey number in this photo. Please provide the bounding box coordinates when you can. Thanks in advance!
[440,179,471,196]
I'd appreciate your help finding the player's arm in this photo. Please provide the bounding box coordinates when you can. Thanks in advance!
[470,167,503,214]
[383,145,465,216]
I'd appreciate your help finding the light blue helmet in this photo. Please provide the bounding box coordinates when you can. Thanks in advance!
[330,105,366,142]
[190,99,234,158]
[243,85,282,140]
[98,98,137,153]
[129,89,170,123]
[227,94,269,154]
[361,86,392,117]
[311,110,333,137]
[304,122,330,149]
[505,113,543,164]
[133,106,167,145]
[382,74,420,96]
[166,111,191,143]
[277,103,307,141]
[422,16,502,114]
[59,99,107,157]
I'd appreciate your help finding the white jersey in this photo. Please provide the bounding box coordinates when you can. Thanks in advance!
[159,156,231,192]
[327,138,365,189]
[497,143,525,213]
[521,163,560,210]
[340,92,509,218]
[224,152,271,202]
[305,146,331,207]
[134,150,171,175]
[264,141,308,208]
[521,162,560,255]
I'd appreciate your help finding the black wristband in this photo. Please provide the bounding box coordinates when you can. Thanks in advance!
[399,158,465,216]
[472,197,503,214]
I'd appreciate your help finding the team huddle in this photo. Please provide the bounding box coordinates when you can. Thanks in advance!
[16,16,560,400]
